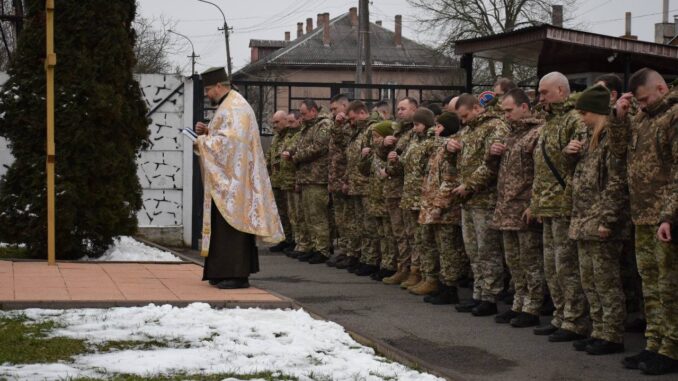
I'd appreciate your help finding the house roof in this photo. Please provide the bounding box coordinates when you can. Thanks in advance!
[233,12,456,79]
[249,39,289,49]
[454,24,678,75]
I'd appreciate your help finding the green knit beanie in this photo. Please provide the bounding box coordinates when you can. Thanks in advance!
[435,112,461,137]
[372,120,394,137]
[413,107,436,127]
[575,84,611,115]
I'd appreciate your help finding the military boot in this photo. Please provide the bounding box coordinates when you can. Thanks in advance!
[382,268,409,285]
[400,267,421,289]
[425,285,459,305]
[639,353,678,375]
[409,278,439,295]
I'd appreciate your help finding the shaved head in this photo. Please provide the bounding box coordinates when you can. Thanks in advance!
[539,71,571,105]
[271,110,288,132]
[447,96,459,112]
[629,68,669,109]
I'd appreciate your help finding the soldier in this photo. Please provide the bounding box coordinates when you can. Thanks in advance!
[326,94,352,267]
[342,101,381,275]
[613,68,678,375]
[493,77,518,98]
[281,111,312,259]
[267,111,295,252]
[530,72,589,342]
[566,84,630,355]
[361,121,399,281]
[373,100,392,121]
[488,88,544,327]
[419,112,467,304]
[388,107,438,294]
[446,93,509,316]
[282,99,333,264]
[380,97,418,286]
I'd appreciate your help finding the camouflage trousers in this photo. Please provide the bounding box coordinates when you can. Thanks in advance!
[462,208,504,302]
[273,188,294,244]
[636,225,678,360]
[286,190,311,253]
[403,209,422,270]
[386,198,411,270]
[578,240,626,344]
[420,223,467,285]
[331,192,350,252]
[503,229,544,316]
[378,216,398,271]
[300,184,331,257]
[620,236,644,314]
[345,196,380,263]
[542,217,588,335]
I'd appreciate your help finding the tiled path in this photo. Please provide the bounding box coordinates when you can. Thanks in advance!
[0,261,292,309]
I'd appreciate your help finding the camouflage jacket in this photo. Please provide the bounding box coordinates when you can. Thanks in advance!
[328,120,351,193]
[568,129,632,241]
[359,130,389,217]
[378,121,414,199]
[278,128,301,191]
[291,115,332,185]
[490,118,542,231]
[345,121,372,196]
[453,113,510,209]
[611,86,678,225]
[388,129,436,210]
[419,140,463,225]
[266,130,286,189]
[530,101,584,217]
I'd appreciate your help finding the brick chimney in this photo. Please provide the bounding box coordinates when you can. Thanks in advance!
[306,18,313,33]
[376,20,382,26]
[297,22,303,38]
[395,15,402,47]
[323,12,330,46]
[317,13,323,28]
[284,31,290,42]
[551,5,563,27]
[350,7,358,27]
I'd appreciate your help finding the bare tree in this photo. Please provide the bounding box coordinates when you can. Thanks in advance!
[408,0,581,83]
[132,15,180,74]
[0,0,23,71]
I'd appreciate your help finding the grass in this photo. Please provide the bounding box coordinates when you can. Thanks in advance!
[92,339,189,352]
[0,315,87,364]
[0,245,30,259]
[68,372,298,381]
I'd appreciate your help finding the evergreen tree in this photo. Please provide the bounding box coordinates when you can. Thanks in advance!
[0,0,149,259]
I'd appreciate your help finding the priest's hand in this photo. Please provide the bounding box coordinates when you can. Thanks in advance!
[195,121,208,135]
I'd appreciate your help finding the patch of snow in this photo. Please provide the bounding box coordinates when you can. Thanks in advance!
[79,236,182,262]
[0,304,443,381]
[0,242,26,249]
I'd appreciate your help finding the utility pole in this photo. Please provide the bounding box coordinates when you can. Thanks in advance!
[197,0,233,78]
[168,29,199,75]
[45,0,56,265]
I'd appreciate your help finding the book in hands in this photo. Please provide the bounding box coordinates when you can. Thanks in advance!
[181,128,198,142]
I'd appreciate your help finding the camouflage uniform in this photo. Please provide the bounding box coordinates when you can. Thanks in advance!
[378,121,415,271]
[419,141,468,285]
[453,113,510,302]
[569,125,632,344]
[345,120,380,265]
[490,118,544,316]
[291,115,333,257]
[328,119,351,253]
[611,87,678,359]
[267,130,294,245]
[531,100,588,335]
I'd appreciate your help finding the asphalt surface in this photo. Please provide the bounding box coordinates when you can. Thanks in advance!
[175,246,673,381]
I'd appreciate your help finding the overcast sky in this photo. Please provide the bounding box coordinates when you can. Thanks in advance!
[137,0,678,75]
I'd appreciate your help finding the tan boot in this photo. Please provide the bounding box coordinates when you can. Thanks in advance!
[409,278,439,295]
[382,269,409,285]
[400,267,421,289]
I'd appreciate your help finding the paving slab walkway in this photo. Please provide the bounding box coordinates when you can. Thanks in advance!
[0,260,292,309]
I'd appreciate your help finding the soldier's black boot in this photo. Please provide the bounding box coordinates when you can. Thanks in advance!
[354,264,378,276]
[308,252,328,264]
[510,312,540,328]
[585,339,624,355]
[471,301,498,316]
[494,309,519,324]
[533,323,558,336]
[297,251,315,262]
[573,337,596,351]
[639,353,678,375]
[326,254,346,268]
[455,298,480,313]
[269,242,287,252]
[548,329,586,342]
[623,350,656,369]
[335,256,355,269]
[426,285,459,305]
[346,259,362,273]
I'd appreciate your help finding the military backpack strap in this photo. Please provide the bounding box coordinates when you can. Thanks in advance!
[540,136,567,189]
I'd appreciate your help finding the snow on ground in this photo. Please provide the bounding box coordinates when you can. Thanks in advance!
[79,236,182,262]
[0,303,443,381]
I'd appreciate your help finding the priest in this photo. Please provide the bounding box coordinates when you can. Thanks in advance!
[194,67,284,289]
